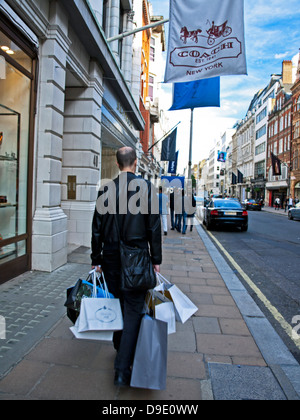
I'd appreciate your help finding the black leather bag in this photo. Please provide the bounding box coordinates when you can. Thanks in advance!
[114,215,156,292]
[119,241,156,292]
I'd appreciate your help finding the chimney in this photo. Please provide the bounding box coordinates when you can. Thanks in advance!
[282,60,293,84]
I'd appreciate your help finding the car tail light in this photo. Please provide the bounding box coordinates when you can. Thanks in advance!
[211,210,219,216]
[242,211,248,216]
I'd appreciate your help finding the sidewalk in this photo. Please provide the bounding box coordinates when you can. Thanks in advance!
[262,206,288,216]
[0,224,299,401]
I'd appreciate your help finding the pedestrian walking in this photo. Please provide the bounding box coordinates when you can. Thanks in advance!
[284,197,289,212]
[184,192,196,233]
[274,197,280,210]
[91,147,162,387]
[175,188,184,232]
[158,186,168,236]
[288,195,294,210]
[169,188,175,230]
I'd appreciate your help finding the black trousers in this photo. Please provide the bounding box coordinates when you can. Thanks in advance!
[102,251,147,377]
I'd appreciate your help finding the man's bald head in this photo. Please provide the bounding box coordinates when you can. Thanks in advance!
[116,147,137,171]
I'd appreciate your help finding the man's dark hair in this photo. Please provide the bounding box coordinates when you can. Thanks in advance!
[116,147,137,170]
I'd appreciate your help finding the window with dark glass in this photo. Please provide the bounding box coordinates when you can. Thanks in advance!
[0,26,34,269]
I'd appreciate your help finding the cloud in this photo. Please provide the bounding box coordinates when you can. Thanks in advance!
[275,52,290,60]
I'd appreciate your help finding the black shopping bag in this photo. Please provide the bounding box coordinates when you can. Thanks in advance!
[130,315,168,390]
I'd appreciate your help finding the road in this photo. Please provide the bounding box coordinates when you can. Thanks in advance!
[200,209,300,364]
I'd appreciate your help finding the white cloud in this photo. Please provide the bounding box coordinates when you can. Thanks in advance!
[275,52,290,60]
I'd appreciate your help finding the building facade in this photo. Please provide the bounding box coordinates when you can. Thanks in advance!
[0,0,166,283]
[291,54,300,201]
[266,62,293,207]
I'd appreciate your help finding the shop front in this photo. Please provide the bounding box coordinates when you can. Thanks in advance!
[295,182,300,201]
[0,11,37,283]
[266,180,288,208]
[100,81,141,182]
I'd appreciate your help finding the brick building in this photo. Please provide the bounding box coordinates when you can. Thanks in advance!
[291,53,300,201]
[266,61,293,207]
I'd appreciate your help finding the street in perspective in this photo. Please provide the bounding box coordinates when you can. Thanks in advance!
[1,0,300,403]
[198,205,300,365]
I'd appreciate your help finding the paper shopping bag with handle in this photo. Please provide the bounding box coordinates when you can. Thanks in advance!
[155,273,198,324]
[130,315,168,390]
[76,269,123,333]
[145,290,176,335]
[70,317,114,341]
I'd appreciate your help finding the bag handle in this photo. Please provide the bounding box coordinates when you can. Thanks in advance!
[156,272,171,285]
[89,269,111,299]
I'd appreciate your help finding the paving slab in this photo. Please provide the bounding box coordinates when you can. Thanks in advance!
[209,364,287,400]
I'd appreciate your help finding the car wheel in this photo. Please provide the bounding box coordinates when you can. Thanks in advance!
[241,225,248,232]
[288,212,293,220]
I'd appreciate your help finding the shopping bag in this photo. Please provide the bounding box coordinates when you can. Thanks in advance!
[155,273,198,324]
[70,317,114,341]
[64,271,114,317]
[130,315,168,390]
[145,290,176,335]
[77,296,123,333]
[75,269,123,334]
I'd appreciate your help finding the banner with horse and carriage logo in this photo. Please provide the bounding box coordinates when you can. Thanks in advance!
[164,0,247,83]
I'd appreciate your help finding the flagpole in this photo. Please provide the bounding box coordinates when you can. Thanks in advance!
[148,121,181,152]
[188,108,194,180]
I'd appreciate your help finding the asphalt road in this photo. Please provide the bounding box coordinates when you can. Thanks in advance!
[201,210,300,364]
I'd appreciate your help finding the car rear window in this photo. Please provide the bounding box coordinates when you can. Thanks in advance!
[214,200,242,208]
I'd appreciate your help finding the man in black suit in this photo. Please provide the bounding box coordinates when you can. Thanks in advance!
[91,147,162,387]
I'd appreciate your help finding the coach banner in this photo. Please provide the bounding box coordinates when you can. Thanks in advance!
[164,0,247,83]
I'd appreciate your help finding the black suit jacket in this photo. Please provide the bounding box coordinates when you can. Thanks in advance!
[91,172,162,266]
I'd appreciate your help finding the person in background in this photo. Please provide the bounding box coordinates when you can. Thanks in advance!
[175,188,183,233]
[158,186,168,236]
[184,192,196,233]
[169,188,175,231]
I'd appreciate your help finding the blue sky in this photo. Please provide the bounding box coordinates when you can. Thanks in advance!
[149,0,300,172]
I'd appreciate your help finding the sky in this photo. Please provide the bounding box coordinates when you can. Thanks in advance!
[149,0,300,173]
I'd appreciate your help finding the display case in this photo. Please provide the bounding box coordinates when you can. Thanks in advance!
[0,104,20,262]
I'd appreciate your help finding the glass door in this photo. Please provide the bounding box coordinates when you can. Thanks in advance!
[0,22,36,283]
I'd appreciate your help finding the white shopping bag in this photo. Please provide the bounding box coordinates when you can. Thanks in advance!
[155,273,198,324]
[78,297,123,333]
[155,301,176,335]
[70,317,114,341]
[144,289,176,335]
[76,269,123,334]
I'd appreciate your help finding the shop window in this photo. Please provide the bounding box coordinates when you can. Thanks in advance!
[0,24,35,277]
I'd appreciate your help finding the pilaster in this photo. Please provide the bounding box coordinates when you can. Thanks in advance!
[32,11,71,272]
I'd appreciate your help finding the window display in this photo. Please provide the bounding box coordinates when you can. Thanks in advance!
[0,105,20,262]
[0,23,35,278]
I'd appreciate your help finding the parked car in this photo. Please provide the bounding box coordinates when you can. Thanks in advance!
[203,199,248,231]
[242,199,262,211]
[288,202,300,221]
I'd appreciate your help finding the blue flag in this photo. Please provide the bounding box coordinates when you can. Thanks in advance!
[169,77,220,111]
[168,151,179,174]
[161,128,177,161]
